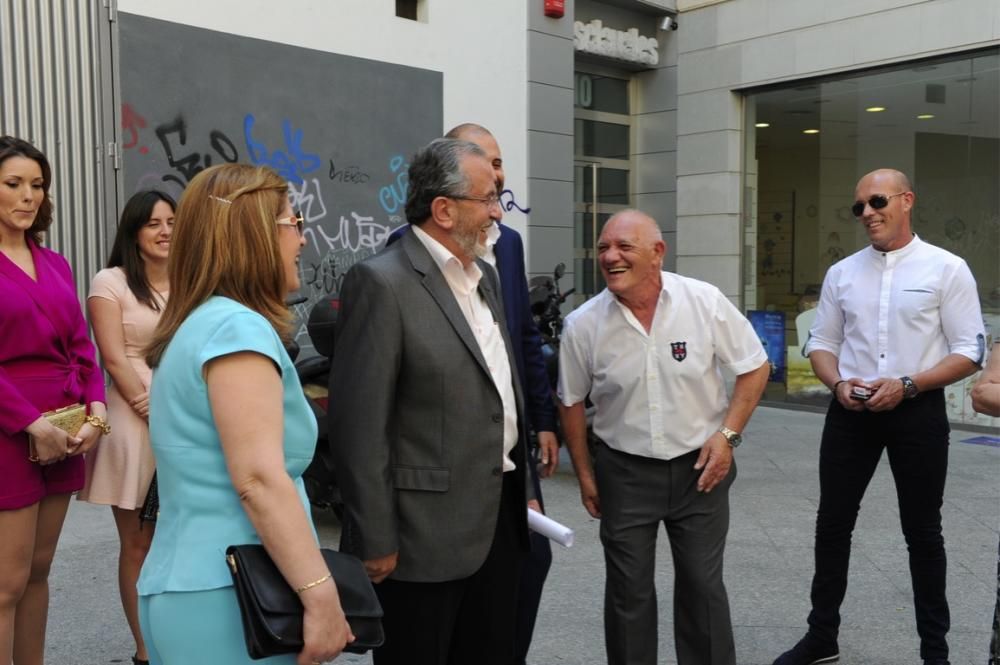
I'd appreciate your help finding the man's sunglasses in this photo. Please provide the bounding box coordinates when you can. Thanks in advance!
[851,192,905,218]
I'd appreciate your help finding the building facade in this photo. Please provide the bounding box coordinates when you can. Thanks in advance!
[671,0,999,426]
[2,0,996,425]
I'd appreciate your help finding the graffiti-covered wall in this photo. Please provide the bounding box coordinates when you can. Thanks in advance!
[118,13,442,353]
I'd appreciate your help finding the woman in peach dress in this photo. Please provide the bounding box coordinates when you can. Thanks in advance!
[79,190,174,665]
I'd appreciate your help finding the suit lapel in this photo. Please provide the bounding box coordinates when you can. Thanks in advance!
[479,260,527,421]
[402,231,493,378]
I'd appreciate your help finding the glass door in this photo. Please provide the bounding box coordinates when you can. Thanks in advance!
[574,68,632,301]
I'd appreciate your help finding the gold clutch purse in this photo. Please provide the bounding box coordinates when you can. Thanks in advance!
[42,404,87,436]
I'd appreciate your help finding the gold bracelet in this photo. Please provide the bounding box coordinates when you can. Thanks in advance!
[295,573,332,594]
[84,414,111,435]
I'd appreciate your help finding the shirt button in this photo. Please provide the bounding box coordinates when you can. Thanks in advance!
[880,353,885,358]
[492,413,502,423]
[492,466,502,476]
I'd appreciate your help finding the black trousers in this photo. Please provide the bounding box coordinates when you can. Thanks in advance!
[373,472,525,665]
[807,389,951,661]
[596,445,736,665]
[514,458,552,665]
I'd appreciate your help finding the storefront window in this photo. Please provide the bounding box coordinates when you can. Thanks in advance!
[743,48,999,425]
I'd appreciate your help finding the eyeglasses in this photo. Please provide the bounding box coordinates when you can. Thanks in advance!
[851,192,906,218]
[276,211,304,235]
[450,193,501,210]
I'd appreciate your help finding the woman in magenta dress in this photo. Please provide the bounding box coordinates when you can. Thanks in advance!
[79,190,174,665]
[0,136,107,663]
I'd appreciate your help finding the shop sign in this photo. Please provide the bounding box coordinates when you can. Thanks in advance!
[573,19,659,67]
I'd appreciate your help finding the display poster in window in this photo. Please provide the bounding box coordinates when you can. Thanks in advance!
[748,310,786,383]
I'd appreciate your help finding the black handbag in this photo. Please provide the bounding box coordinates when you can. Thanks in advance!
[138,472,158,525]
[225,544,384,659]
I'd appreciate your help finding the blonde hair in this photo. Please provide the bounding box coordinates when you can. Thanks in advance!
[146,163,291,367]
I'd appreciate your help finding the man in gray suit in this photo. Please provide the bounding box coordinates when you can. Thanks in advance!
[329,138,533,665]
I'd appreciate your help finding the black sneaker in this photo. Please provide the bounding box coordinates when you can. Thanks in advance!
[773,634,839,665]
[922,660,949,665]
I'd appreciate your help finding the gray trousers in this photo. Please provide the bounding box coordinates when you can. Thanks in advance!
[595,444,736,665]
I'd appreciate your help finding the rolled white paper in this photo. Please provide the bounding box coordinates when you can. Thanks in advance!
[527,509,575,548]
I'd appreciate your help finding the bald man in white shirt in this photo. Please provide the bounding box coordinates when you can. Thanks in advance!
[558,210,770,665]
[774,169,986,665]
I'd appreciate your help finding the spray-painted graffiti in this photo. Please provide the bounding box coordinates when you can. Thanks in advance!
[154,117,240,187]
[123,100,541,355]
[292,247,375,351]
[329,160,370,184]
[244,115,322,185]
[500,188,530,214]
[121,103,150,154]
[307,211,398,255]
[377,155,408,215]
[288,178,328,224]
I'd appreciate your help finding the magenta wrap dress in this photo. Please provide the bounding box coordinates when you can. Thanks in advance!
[0,239,106,510]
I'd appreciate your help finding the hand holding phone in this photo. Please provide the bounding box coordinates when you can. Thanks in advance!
[850,386,872,401]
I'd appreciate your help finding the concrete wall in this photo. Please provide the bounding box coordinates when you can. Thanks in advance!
[526,0,576,276]
[632,11,680,271]
[117,0,533,237]
[675,0,1000,301]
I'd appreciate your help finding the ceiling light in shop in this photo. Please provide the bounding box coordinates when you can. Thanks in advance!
[803,129,820,134]
[916,114,935,120]
[866,106,886,112]
[755,122,770,128]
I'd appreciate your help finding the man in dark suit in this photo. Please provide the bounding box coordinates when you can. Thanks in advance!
[329,138,534,665]
[387,123,559,665]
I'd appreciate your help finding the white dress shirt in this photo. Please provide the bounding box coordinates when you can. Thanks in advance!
[558,271,768,460]
[479,221,502,269]
[804,235,985,380]
[411,225,519,471]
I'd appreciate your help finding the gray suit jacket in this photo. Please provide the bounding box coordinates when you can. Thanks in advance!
[329,229,532,582]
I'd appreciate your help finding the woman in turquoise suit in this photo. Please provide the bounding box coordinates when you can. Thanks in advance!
[139,163,353,665]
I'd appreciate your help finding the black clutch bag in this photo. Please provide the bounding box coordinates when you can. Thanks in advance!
[225,544,384,659]
[138,472,158,525]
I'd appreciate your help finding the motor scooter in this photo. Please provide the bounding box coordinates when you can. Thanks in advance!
[287,296,343,518]
[528,263,600,455]
[528,262,574,388]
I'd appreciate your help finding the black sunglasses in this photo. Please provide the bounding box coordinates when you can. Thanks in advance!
[851,192,905,218]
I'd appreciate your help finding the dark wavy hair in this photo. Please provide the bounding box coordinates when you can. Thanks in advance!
[107,190,176,312]
[0,136,53,245]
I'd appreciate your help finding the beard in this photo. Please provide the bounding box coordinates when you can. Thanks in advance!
[455,215,489,260]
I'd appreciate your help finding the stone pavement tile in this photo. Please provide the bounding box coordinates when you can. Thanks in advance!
[949,496,1000,532]
[43,406,996,665]
[48,537,132,665]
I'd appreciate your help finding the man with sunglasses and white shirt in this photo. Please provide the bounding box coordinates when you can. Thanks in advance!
[774,169,986,665]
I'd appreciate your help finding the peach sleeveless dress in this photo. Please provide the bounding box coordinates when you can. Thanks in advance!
[79,267,165,508]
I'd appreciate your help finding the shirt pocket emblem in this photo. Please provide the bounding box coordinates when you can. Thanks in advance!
[670,341,687,362]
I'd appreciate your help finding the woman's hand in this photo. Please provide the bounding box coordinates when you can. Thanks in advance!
[129,391,150,419]
[297,582,355,665]
[23,417,77,465]
[69,421,102,456]
[68,401,108,456]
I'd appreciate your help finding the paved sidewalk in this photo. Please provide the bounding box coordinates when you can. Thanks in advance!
[49,406,998,664]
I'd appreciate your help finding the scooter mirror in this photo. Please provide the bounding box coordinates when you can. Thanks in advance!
[307,298,340,359]
[554,262,566,280]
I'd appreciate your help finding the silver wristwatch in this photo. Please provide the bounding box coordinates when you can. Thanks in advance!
[719,427,742,448]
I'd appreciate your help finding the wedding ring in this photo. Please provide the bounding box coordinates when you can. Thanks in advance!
[28,454,39,462]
